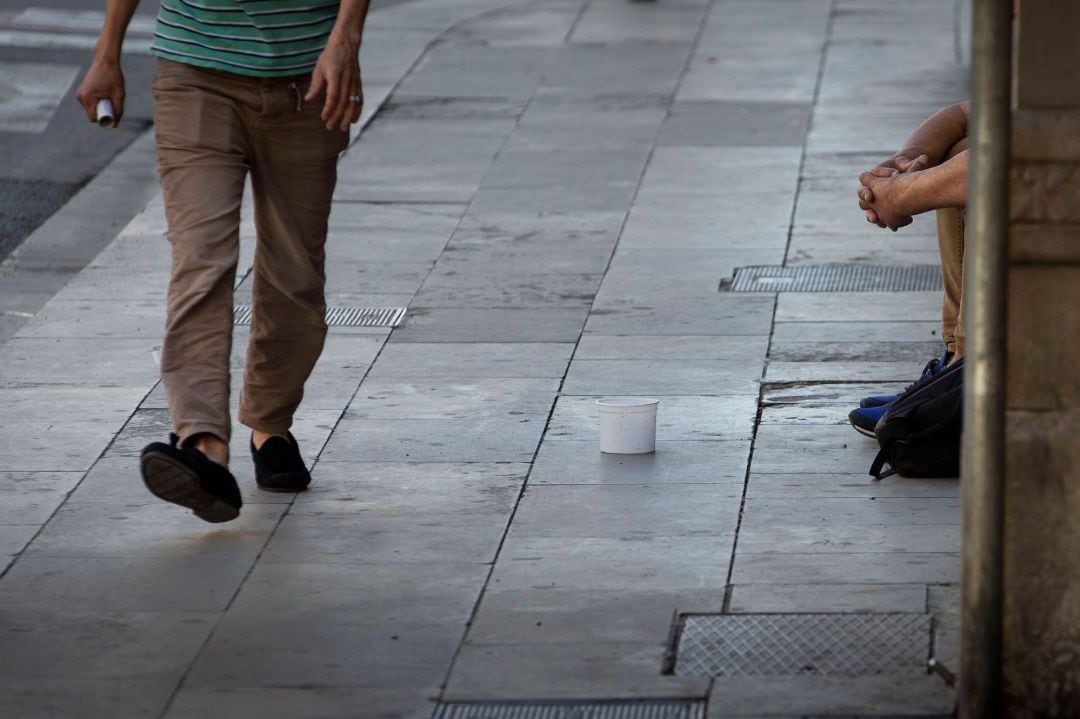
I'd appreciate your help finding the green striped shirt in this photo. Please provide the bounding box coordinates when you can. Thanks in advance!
[150,0,339,77]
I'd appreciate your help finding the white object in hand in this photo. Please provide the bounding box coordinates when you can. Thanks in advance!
[95,98,116,129]
[597,397,659,454]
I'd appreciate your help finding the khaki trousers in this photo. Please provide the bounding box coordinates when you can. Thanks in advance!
[152,59,348,445]
[936,138,969,360]
[937,207,966,359]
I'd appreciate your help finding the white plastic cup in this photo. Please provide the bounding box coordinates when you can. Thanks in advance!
[95,98,116,129]
[597,397,659,454]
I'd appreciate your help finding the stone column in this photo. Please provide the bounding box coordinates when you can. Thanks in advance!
[1002,0,1080,713]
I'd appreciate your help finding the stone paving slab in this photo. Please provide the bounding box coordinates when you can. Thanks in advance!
[165,687,437,719]
[446,643,710,701]
[529,440,750,485]
[0,0,967,715]
[468,588,723,645]
[547,395,756,442]
[727,583,929,615]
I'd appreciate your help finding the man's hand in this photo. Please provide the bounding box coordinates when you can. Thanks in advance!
[858,169,916,231]
[859,153,928,227]
[75,59,125,125]
[306,36,362,132]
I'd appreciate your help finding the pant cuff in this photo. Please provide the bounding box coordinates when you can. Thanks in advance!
[176,423,231,448]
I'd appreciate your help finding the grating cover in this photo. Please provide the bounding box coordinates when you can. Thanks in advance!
[674,613,931,678]
[233,305,406,327]
[728,264,943,292]
[434,701,705,719]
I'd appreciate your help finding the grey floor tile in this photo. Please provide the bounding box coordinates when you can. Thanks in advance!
[0,678,176,718]
[508,484,741,540]
[226,561,488,624]
[0,554,256,613]
[757,405,851,425]
[468,185,638,215]
[639,146,802,197]
[764,361,936,384]
[774,292,941,323]
[530,440,750,485]
[439,238,616,275]
[394,45,553,99]
[542,43,690,98]
[749,424,882,475]
[294,461,527,517]
[451,4,580,47]
[770,321,942,343]
[0,419,125,473]
[490,536,733,592]
[585,297,775,336]
[0,471,83,524]
[759,382,910,407]
[595,248,784,301]
[391,307,588,343]
[727,583,928,614]
[1,337,161,387]
[659,101,810,146]
[575,335,769,362]
[745,473,959,499]
[562,359,761,396]
[323,259,434,296]
[547,395,757,442]
[0,608,217,680]
[346,378,559,419]
[468,588,723,645]
[369,342,574,379]
[731,552,959,585]
[742,496,959,526]
[16,300,165,339]
[736,520,960,555]
[0,524,39,566]
[165,687,438,719]
[446,642,709,700]
[260,511,509,564]
[620,194,793,251]
[770,341,943,366]
[185,617,463,689]
[483,147,650,190]
[704,675,954,717]
[570,1,706,44]
[412,271,602,309]
[23,502,286,560]
[320,417,545,462]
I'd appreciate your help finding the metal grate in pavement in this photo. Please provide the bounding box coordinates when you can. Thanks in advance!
[728,264,943,292]
[233,305,406,327]
[673,614,932,677]
[434,701,705,719]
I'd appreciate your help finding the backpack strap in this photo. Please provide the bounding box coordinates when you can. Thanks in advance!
[870,442,895,480]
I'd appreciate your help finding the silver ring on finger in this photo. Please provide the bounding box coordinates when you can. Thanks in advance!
[348,95,362,103]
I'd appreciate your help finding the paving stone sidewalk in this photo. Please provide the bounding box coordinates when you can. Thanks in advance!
[0,0,968,716]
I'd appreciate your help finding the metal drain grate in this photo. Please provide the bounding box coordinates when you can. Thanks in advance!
[434,701,705,719]
[728,264,943,292]
[674,614,931,678]
[233,305,406,327]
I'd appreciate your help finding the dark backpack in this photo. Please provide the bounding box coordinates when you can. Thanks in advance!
[869,358,964,479]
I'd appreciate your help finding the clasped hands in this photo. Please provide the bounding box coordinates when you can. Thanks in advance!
[857,152,929,232]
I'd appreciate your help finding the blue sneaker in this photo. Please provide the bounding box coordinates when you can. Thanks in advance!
[858,352,952,408]
[848,403,889,438]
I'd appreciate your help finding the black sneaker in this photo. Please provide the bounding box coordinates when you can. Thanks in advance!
[250,432,312,492]
[140,434,242,523]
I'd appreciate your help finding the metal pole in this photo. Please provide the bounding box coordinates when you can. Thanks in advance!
[960,0,1011,715]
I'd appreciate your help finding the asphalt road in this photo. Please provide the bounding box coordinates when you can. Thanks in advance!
[0,0,413,263]
[0,0,158,260]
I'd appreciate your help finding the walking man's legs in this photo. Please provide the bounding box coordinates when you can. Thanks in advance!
[241,76,349,491]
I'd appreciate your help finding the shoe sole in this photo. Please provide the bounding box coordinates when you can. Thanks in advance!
[851,423,878,439]
[140,451,240,524]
